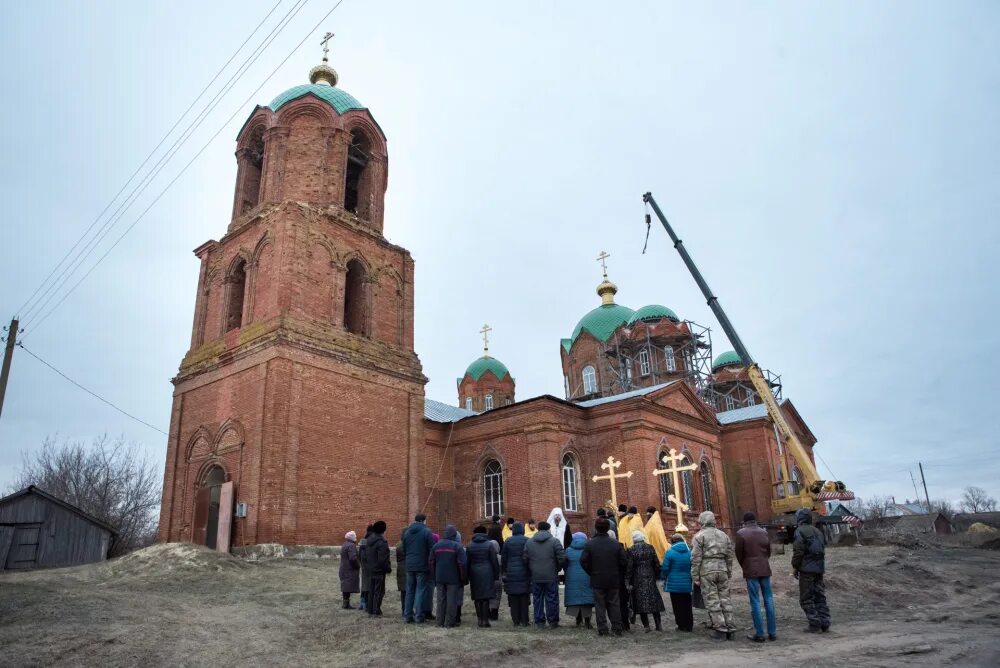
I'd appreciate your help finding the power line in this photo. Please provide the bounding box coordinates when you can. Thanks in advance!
[20,0,311,331]
[17,343,168,436]
[23,0,348,337]
[15,0,287,321]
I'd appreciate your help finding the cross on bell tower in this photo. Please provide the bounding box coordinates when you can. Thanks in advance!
[480,323,492,355]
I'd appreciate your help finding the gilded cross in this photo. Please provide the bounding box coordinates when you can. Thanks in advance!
[653,448,698,532]
[596,250,611,278]
[320,31,334,63]
[480,323,492,353]
[591,455,633,512]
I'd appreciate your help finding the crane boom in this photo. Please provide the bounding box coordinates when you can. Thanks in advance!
[642,192,852,516]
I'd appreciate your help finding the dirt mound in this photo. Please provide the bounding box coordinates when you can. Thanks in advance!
[978,537,1000,551]
[105,542,248,577]
[884,532,932,550]
[969,522,998,534]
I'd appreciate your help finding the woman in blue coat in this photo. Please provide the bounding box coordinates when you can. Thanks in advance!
[660,533,694,632]
[564,532,595,628]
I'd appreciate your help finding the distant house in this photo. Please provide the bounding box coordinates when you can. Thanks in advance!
[876,512,952,535]
[0,486,117,571]
[952,512,1000,532]
[887,502,929,517]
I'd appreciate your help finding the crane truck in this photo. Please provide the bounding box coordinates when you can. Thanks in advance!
[642,192,854,520]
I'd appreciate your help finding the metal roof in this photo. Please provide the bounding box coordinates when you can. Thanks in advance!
[575,382,677,408]
[628,304,680,325]
[712,350,745,371]
[269,84,365,114]
[716,403,769,424]
[424,398,478,423]
[463,356,511,382]
[565,303,635,352]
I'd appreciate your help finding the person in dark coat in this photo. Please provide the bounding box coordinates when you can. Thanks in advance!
[401,513,436,623]
[429,524,467,628]
[467,526,501,627]
[358,524,373,611]
[501,522,531,626]
[627,531,666,631]
[597,507,617,538]
[524,521,567,628]
[581,517,627,636]
[425,532,439,621]
[660,533,694,632]
[395,532,407,616]
[486,515,504,547]
[564,532,594,628]
[339,530,361,609]
[736,511,776,642]
[364,520,391,616]
[792,508,830,633]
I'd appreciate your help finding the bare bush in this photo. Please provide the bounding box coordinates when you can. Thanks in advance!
[960,486,997,513]
[930,498,956,518]
[11,434,160,556]
[857,494,896,522]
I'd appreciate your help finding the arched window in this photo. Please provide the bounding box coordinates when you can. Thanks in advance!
[344,259,368,335]
[664,346,676,372]
[482,459,504,517]
[582,366,597,394]
[237,126,265,216]
[657,452,675,508]
[225,258,247,331]
[465,397,473,411]
[791,465,802,494]
[699,461,713,511]
[562,454,580,511]
[484,394,494,410]
[680,455,694,508]
[623,357,633,385]
[344,129,370,214]
[724,394,736,411]
[639,349,650,376]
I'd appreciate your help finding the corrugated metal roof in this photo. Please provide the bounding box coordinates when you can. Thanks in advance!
[424,398,478,423]
[575,382,677,408]
[716,403,769,424]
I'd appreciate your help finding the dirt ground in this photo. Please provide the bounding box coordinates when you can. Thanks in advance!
[2,539,999,668]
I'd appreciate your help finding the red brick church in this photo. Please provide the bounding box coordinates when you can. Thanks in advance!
[157,55,819,551]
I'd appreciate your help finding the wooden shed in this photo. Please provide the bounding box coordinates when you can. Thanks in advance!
[0,486,117,571]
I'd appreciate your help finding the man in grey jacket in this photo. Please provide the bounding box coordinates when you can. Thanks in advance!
[523,520,567,628]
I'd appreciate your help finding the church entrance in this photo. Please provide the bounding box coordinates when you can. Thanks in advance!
[192,466,233,552]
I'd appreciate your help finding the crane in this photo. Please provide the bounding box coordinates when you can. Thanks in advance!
[642,192,854,518]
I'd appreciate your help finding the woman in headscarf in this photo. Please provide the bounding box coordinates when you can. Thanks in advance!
[545,507,573,549]
[627,530,666,631]
[339,530,360,609]
[564,531,594,628]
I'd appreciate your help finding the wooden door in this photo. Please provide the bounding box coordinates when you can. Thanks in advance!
[215,481,234,553]
[192,486,212,546]
[0,526,14,570]
[5,526,40,570]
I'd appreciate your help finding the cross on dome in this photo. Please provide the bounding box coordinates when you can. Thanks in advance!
[596,250,611,278]
[480,323,492,354]
[309,29,339,86]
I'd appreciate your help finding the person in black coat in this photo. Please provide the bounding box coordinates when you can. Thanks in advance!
[486,515,504,547]
[358,524,373,611]
[467,526,501,627]
[363,520,391,616]
[500,522,531,626]
[581,517,628,636]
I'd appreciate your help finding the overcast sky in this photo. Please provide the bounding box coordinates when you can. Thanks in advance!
[1,1,998,507]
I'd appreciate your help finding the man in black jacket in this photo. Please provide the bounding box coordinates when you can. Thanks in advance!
[581,517,628,636]
[364,520,391,617]
[792,508,830,632]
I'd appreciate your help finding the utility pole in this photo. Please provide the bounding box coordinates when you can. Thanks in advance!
[918,462,932,513]
[0,317,19,422]
[909,471,921,504]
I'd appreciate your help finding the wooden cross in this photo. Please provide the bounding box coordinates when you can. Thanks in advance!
[320,31,334,63]
[480,323,492,353]
[652,448,698,532]
[596,250,611,278]
[591,455,632,512]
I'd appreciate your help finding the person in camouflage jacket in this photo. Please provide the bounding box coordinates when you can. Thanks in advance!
[690,511,736,639]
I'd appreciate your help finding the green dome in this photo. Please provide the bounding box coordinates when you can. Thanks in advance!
[565,303,635,352]
[712,350,744,371]
[464,356,511,382]
[628,304,680,325]
[269,84,365,115]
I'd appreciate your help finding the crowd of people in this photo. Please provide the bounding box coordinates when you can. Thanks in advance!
[338,505,830,640]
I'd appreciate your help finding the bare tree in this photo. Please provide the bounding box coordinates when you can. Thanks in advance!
[930,498,956,518]
[858,494,896,523]
[960,486,998,513]
[12,434,160,556]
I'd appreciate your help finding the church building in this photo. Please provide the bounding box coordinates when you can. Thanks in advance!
[158,52,819,551]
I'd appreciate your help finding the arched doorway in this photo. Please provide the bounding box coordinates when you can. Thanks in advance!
[194,465,227,549]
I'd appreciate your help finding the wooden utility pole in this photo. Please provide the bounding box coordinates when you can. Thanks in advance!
[0,317,19,422]
[918,462,932,513]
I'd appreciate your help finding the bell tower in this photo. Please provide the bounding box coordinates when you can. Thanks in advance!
[158,44,426,551]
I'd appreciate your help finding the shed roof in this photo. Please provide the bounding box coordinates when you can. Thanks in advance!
[891,513,949,533]
[424,398,479,423]
[0,486,118,535]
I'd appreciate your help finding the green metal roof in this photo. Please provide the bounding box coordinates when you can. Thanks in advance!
[566,303,635,351]
[464,356,511,382]
[712,350,744,371]
[628,304,680,325]
[269,84,365,114]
